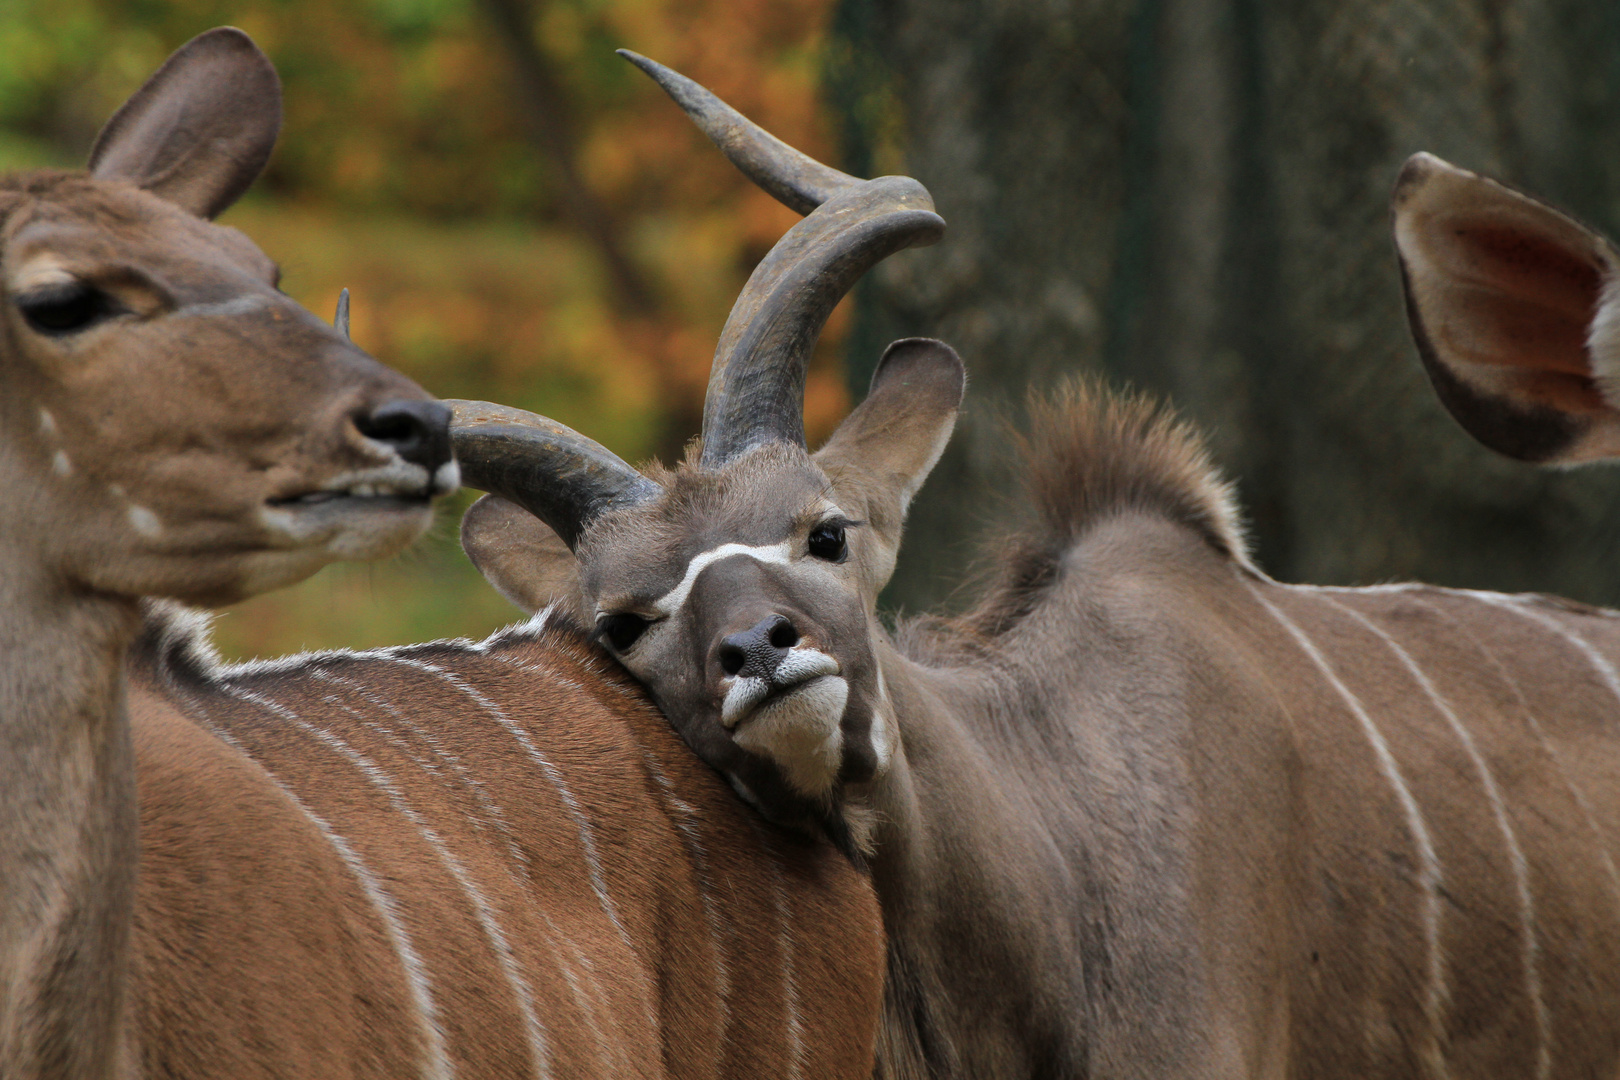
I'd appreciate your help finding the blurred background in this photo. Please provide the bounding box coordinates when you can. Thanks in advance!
[7,0,1620,658]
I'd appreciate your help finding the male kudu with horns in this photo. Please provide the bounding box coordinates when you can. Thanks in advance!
[455,56,1620,1079]
[4,29,883,1080]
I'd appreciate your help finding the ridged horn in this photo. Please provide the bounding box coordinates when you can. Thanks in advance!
[446,400,659,551]
[622,52,946,466]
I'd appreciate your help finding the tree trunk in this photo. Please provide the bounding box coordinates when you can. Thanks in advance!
[830,0,1620,612]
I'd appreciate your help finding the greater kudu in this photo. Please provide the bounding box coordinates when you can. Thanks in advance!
[455,58,1620,1079]
[4,29,884,1080]
[0,28,457,1078]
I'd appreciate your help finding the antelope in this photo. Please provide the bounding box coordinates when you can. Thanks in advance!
[4,29,886,1080]
[0,27,458,1076]
[450,57,1620,1079]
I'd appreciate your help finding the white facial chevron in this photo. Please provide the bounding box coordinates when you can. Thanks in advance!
[650,540,796,617]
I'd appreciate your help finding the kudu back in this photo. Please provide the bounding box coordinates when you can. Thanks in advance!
[452,59,1620,1079]
[3,29,883,1080]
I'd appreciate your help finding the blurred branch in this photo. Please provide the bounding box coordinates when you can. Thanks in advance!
[476,0,657,316]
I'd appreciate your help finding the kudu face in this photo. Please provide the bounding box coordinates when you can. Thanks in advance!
[0,29,456,606]
[451,55,959,846]
[578,445,881,809]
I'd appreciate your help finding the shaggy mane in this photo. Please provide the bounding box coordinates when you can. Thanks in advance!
[904,379,1251,652]
[1019,378,1250,566]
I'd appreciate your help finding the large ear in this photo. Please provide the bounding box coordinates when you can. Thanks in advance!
[461,495,582,616]
[814,338,964,587]
[88,27,281,220]
[1393,152,1620,464]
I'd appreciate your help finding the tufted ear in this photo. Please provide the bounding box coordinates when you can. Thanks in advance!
[1393,152,1620,464]
[814,338,964,591]
[88,27,281,220]
[461,495,581,615]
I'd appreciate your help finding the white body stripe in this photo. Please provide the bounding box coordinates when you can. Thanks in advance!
[1248,584,1450,1077]
[156,673,452,1080]
[1484,595,1620,702]
[491,651,733,1039]
[382,656,632,946]
[748,821,805,1080]
[651,541,796,617]
[1410,599,1620,909]
[377,654,662,1043]
[322,657,622,1076]
[224,684,552,1080]
[1320,595,1548,1080]
[311,669,531,869]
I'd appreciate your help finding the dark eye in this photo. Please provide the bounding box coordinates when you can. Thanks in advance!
[15,282,122,336]
[808,520,848,562]
[596,612,650,652]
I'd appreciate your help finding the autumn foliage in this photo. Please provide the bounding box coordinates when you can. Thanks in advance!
[1,0,847,657]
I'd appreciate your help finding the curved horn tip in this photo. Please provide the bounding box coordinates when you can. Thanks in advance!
[616,48,859,216]
[334,287,351,340]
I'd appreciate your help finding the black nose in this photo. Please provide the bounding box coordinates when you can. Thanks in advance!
[717,614,800,681]
[355,400,453,473]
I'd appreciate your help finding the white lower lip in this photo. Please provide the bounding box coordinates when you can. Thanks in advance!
[730,674,840,730]
[730,676,850,797]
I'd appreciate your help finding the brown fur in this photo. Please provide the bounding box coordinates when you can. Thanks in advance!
[1392,152,1620,463]
[0,30,453,1079]
[955,380,1251,642]
[1018,379,1249,568]
[484,341,1620,1077]
[125,608,884,1079]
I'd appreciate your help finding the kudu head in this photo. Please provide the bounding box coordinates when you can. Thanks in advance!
[1,28,457,606]
[453,54,960,850]
[1393,151,1620,465]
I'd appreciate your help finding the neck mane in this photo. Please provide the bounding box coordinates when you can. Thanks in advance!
[855,383,1255,1079]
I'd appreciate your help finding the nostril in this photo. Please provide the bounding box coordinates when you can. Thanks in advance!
[769,618,799,650]
[355,400,452,471]
[718,642,746,677]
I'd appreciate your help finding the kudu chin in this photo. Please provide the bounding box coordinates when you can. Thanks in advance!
[454,58,1620,1080]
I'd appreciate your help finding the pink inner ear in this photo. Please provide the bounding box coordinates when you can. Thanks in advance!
[1432,221,1609,412]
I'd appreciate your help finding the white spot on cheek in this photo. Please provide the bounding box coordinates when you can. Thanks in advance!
[870,667,893,770]
[51,450,71,477]
[434,461,460,495]
[108,484,126,501]
[38,409,56,437]
[127,505,163,539]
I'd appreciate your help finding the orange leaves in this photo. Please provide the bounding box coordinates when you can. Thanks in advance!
[10,0,847,656]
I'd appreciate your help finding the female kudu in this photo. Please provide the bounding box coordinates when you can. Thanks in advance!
[453,57,1620,1079]
[6,29,885,1080]
[0,28,457,1078]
